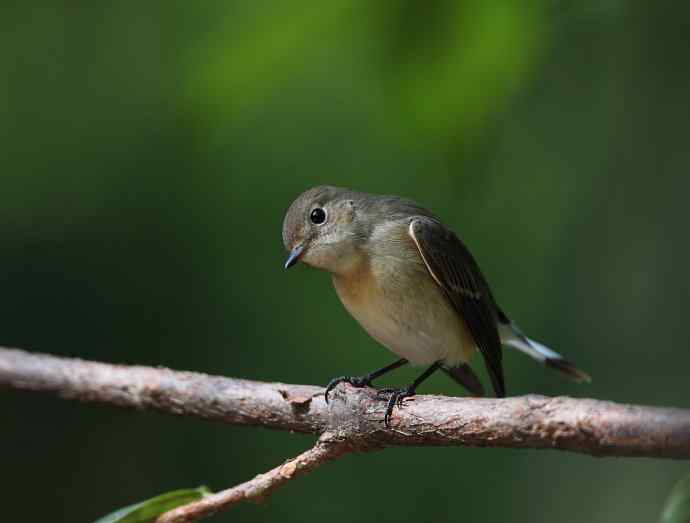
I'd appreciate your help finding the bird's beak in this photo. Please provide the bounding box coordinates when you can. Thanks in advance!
[284,243,306,269]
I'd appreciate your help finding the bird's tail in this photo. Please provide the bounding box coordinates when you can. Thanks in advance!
[499,322,591,383]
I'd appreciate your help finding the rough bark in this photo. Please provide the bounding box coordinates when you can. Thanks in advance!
[156,433,352,523]
[2,347,690,522]
[1,347,688,458]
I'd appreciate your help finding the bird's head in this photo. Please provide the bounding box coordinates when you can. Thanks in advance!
[282,185,365,274]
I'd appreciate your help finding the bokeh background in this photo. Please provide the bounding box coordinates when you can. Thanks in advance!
[2,2,689,521]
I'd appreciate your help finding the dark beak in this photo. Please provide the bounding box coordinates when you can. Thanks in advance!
[284,243,305,269]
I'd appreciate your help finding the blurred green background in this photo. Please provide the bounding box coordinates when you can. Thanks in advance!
[2,2,689,522]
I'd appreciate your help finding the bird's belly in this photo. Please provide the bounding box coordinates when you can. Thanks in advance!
[332,270,475,367]
[352,307,458,366]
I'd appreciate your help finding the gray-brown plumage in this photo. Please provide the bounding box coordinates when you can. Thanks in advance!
[282,185,589,426]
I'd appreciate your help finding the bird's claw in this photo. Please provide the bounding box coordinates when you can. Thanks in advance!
[324,377,415,427]
[324,375,370,404]
[382,387,415,428]
[375,387,397,399]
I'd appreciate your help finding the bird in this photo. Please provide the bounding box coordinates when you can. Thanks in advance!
[282,185,590,427]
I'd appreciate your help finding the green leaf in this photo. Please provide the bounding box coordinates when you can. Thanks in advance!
[94,486,211,523]
[661,475,690,523]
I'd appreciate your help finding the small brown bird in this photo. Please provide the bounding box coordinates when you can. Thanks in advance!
[282,186,589,426]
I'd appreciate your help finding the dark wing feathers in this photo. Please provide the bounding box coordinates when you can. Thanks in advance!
[409,217,506,397]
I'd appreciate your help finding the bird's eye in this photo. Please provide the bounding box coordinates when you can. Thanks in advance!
[310,207,327,225]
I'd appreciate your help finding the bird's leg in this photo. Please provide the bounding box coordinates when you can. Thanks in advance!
[381,361,442,428]
[324,358,408,403]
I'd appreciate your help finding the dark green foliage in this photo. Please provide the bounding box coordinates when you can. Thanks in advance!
[94,487,210,523]
[661,475,690,523]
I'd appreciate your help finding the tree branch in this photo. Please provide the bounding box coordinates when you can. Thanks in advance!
[156,433,352,523]
[2,347,690,521]
[1,347,689,458]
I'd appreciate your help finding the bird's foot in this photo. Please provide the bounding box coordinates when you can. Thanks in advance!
[324,375,371,404]
[379,387,415,428]
[375,387,399,398]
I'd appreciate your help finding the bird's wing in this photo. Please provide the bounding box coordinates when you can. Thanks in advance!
[408,217,505,397]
